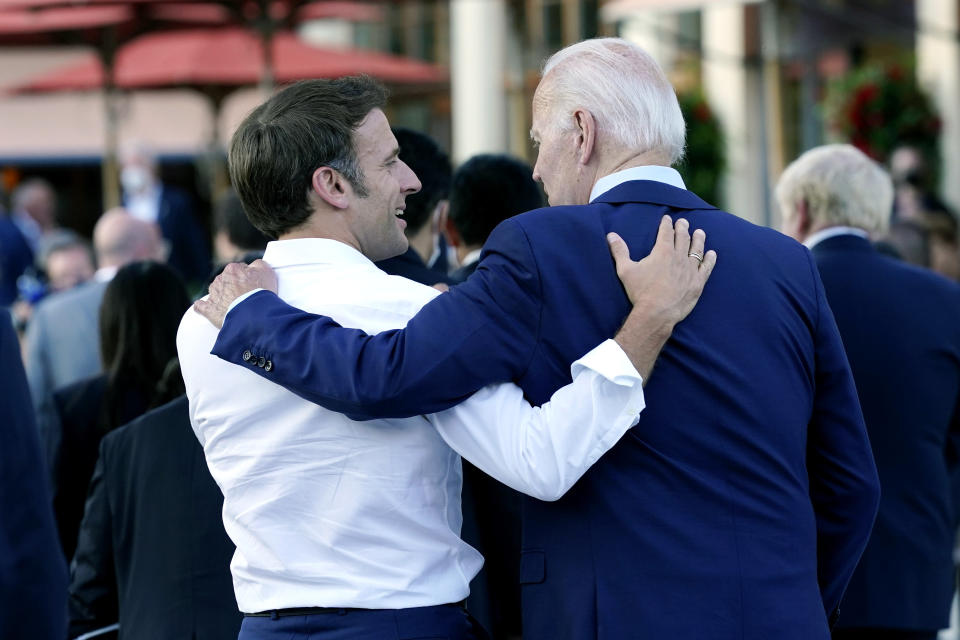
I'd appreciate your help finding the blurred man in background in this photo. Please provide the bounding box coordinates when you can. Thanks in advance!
[778,144,960,640]
[212,188,269,264]
[447,154,543,283]
[26,209,166,420]
[120,142,211,285]
[10,177,58,254]
[35,229,95,294]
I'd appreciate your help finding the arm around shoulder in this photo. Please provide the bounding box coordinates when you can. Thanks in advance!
[211,218,544,420]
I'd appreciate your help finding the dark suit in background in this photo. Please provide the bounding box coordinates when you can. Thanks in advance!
[69,396,241,640]
[213,180,880,639]
[0,308,68,639]
[377,247,456,287]
[154,185,211,286]
[51,374,148,561]
[814,234,960,639]
[0,216,33,306]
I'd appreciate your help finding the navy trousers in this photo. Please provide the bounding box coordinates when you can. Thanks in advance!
[239,604,488,640]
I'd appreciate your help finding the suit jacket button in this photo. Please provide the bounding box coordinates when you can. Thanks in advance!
[242,350,253,362]
[264,360,273,372]
[257,356,266,368]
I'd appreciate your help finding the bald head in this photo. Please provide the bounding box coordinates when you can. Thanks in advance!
[93,208,166,269]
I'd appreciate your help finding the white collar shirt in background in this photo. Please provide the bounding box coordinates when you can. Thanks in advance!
[803,226,869,250]
[589,165,687,203]
[458,248,483,270]
[178,237,645,613]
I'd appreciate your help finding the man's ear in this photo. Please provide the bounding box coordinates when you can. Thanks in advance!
[312,167,350,210]
[432,199,449,234]
[572,108,597,166]
[796,199,812,237]
[443,214,462,248]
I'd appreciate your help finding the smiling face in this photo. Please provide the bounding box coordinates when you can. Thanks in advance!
[347,109,422,262]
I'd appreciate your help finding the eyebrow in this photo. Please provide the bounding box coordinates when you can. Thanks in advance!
[384,146,400,163]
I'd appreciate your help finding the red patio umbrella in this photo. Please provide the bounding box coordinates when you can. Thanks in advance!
[9,26,447,196]
[12,27,447,90]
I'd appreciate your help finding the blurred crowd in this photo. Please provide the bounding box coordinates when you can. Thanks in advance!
[2,83,960,640]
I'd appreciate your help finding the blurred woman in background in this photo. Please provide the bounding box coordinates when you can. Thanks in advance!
[50,260,190,561]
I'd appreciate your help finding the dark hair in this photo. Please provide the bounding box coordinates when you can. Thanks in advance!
[392,128,451,234]
[449,154,543,247]
[214,189,269,252]
[98,261,191,431]
[229,76,388,239]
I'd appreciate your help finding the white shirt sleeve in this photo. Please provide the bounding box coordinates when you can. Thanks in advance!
[428,339,645,502]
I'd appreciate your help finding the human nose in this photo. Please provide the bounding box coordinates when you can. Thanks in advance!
[401,160,421,194]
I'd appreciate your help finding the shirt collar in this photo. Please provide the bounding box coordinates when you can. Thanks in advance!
[803,226,869,250]
[589,166,687,203]
[460,248,483,269]
[263,238,373,269]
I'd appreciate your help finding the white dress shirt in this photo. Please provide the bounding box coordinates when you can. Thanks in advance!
[589,165,687,202]
[178,238,646,613]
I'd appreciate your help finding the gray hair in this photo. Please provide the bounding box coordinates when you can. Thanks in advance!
[776,144,893,235]
[12,177,54,212]
[539,38,686,164]
[36,229,92,271]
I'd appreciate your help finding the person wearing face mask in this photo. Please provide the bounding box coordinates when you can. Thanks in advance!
[120,142,211,287]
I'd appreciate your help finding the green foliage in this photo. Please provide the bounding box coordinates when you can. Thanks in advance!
[676,91,725,207]
[825,63,940,167]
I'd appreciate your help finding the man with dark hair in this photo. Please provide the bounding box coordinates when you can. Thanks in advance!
[447,154,543,282]
[227,77,387,240]
[180,76,714,640]
[376,128,456,286]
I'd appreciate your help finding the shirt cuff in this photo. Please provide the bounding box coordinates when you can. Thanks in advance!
[571,339,644,387]
[225,288,265,318]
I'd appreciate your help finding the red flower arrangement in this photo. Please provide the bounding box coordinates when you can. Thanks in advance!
[827,64,941,163]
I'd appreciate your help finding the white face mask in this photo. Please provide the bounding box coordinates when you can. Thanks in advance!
[121,166,151,193]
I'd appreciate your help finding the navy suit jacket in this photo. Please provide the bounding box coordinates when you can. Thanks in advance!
[212,181,880,639]
[0,309,68,639]
[69,396,240,640]
[376,247,457,286]
[0,216,33,306]
[812,233,960,631]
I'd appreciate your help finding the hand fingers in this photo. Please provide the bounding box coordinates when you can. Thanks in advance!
[607,232,631,274]
[249,259,270,271]
[654,215,673,251]
[699,249,718,280]
[688,228,706,263]
[673,218,691,254]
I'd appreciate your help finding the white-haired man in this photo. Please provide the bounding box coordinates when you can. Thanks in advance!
[198,39,879,639]
[779,144,960,640]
